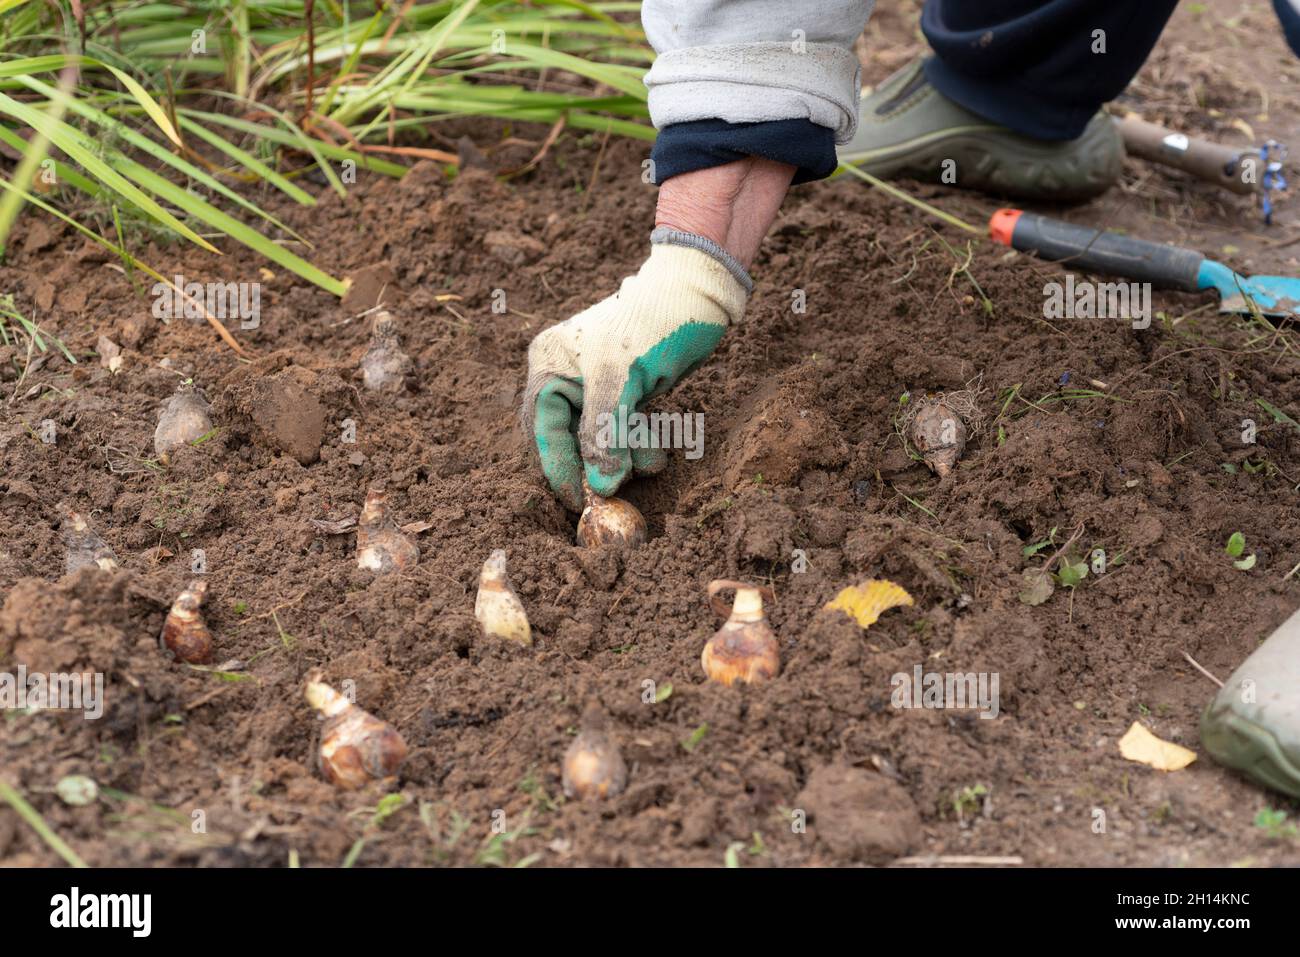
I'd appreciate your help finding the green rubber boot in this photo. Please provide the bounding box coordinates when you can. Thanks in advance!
[838,58,1123,202]
[1201,607,1300,798]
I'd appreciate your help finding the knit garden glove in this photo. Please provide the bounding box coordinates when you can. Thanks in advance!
[523,231,751,510]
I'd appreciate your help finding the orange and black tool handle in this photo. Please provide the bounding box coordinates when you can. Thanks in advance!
[989,208,1205,292]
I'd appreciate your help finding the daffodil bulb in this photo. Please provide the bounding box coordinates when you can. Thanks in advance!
[305,672,407,789]
[577,480,647,548]
[701,580,779,686]
[475,549,531,646]
[161,579,213,663]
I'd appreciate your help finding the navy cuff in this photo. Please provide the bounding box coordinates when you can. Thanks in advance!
[650,118,838,186]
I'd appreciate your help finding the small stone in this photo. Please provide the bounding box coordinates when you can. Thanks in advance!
[483,230,546,266]
[55,775,99,807]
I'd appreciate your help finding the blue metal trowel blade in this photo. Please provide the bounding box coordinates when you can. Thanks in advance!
[1198,260,1300,317]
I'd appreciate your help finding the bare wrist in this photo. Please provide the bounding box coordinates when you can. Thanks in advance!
[654,158,794,270]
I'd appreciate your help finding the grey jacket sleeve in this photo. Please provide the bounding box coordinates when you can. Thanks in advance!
[641,1,874,144]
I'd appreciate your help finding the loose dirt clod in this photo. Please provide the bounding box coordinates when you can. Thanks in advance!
[154,384,213,458]
[360,311,412,392]
[701,580,780,686]
[245,369,327,465]
[305,671,408,789]
[355,487,418,573]
[160,579,213,664]
[60,505,117,575]
[576,480,647,548]
[796,764,922,864]
[562,706,627,800]
[474,549,531,646]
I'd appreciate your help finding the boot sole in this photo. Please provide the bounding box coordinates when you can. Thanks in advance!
[1201,705,1300,798]
[839,118,1123,203]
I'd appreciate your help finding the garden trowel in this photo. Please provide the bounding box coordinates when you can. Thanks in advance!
[990,208,1300,317]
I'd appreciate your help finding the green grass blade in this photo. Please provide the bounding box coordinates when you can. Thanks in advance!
[119,160,346,295]
[0,91,219,251]
[181,107,407,177]
[17,75,310,240]
[177,114,316,206]
[0,779,88,868]
[0,70,70,256]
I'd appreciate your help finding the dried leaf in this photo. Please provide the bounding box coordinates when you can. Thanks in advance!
[1018,568,1054,605]
[1118,721,1197,771]
[310,516,357,534]
[825,579,914,628]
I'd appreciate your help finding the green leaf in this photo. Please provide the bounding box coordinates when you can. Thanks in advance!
[681,723,709,753]
[1226,532,1246,558]
[1234,554,1257,571]
[1056,561,1085,589]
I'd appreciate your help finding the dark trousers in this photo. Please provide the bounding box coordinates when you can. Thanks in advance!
[921,0,1179,141]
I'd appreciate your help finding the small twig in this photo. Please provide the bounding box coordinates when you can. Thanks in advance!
[1038,524,1086,576]
[250,590,310,621]
[579,122,612,217]
[184,686,230,711]
[1182,651,1224,688]
[892,854,1023,867]
[606,583,633,617]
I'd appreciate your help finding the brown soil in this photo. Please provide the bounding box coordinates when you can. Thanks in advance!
[3,0,1300,867]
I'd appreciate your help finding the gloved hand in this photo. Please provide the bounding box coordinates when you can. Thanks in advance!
[523,233,751,511]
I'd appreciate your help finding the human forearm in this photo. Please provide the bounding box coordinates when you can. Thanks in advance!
[654,158,795,270]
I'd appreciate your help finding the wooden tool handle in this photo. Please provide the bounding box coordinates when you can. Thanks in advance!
[1116,115,1255,195]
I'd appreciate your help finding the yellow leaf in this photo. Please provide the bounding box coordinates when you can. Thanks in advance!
[1118,722,1197,771]
[824,579,914,629]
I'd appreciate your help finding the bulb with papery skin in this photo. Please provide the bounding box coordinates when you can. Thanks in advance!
[360,312,412,392]
[701,580,779,686]
[154,385,213,459]
[577,480,647,548]
[61,504,118,575]
[161,579,213,663]
[910,400,967,478]
[562,708,626,800]
[305,673,407,789]
[356,487,418,573]
[475,549,531,646]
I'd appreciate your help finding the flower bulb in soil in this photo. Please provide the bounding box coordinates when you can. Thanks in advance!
[360,312,412,392]
[577,480,647,548]
[61,505,118,575]
[305,672,407,789]
[909,400,967,478]
[475,549,531,646]
[702,580,779,686]
[355,487,418,573]
[154,384,213,459]
[161,579,213,664]
[562,707,627,800]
